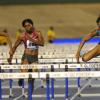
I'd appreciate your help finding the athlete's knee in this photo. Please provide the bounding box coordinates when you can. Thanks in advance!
[32,68,38,72]
[82,55,88,62]
[21,69,28,72]
[95,45,100,53]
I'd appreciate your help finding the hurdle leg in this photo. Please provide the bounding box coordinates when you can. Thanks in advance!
[41,68,46,88]
[65,78,68,100]
[51,65,55,100]
[0,67,2,100]
[46,74,50,100]
[9,79,13,98]
[51,78,54,100]
[65,65,68,100]
[21,79,25,97]
[77,68,81,96]
[28,74,33,100]
[9,69,14,98]
[0,79,2,100]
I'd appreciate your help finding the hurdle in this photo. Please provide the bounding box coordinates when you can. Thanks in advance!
[65,65,68,100]
[39,71,100,100]
[0,57,67,64]
[1,63,100,69]
[0,63,100,100]
[1,56,100,65]
[0,71,100,100]
[0,64,59,100]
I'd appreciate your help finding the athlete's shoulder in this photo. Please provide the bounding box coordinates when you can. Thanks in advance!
[90,27,97,33]
[35,30,42,35]
[93,27,100,31]
[17,32,25,40]
[90,27,100,36]
[21,31,26,35]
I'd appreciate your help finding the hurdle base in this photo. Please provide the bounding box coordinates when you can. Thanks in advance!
[51,98,54,100]
[88,85,92,88]
[77,94,81,97]
[65,98,69,100]
[22,94,27,98]
[95,78,98,80]
[9,94,14,98]
[41,85,45,88]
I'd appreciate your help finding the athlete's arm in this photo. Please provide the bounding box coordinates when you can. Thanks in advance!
[8,36,22,63]
[12,36,22,56]
[27,31,44,46]
[76,29,97,63]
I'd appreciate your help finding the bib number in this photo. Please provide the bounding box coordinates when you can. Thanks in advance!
[26,40,37,49]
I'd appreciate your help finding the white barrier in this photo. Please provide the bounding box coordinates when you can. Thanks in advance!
[0,72,38,79]
[39,58,67,63]
[39,71,100,78]
[60,63,100,68]
[0,63,100,69]
[0,71,100,79]
[0,64,59,69]
[0,63,99,100]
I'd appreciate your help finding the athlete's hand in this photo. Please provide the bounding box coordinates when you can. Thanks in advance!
[76,52,81,63]
[8,49,13,64]
[7,57,12,64]
[9,49,13,56]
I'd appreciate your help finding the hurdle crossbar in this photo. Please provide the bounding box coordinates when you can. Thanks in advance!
[0,63,100,69]
[60,63,100,68]
[0,64,59,69]
[0,71,100,79]
[0,72,38,79]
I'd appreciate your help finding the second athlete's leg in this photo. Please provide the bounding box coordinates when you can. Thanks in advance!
[82,44,100,62]
[18,59,29,86]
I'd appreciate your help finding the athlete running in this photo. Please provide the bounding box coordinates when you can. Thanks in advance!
[8,18,44,93]
[76,16,100,63]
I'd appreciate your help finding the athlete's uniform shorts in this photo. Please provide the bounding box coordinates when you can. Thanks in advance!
[22,54,38,72]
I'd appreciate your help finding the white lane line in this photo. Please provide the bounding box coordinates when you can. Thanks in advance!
[70,78,94,100]
[2,86,28,89]
[14,84,41,100]
[23,94,65,98]
[81,93,100,97]
[1,84,79,89]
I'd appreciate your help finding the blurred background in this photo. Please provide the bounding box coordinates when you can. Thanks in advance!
[0,1,100,100]
[0,0,100,43]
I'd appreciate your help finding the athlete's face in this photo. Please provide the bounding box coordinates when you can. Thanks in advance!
[24,22,33,33]
[97,21,100,28]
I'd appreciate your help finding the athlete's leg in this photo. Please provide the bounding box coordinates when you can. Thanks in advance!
[21,59,29,72]
[82,44,100,62]
[30,61,38,94]
[18,58,29,86]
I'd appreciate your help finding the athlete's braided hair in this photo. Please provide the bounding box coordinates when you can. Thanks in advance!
[22,18,33,27]
[96,16,100,23]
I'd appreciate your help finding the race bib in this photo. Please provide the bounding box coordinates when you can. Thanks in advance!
[26,40,38,49]
[97,30,100,36]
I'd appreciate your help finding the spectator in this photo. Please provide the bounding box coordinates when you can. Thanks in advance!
[47,26,56,43]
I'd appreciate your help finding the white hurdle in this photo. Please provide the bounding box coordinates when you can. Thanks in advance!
[0,63,100,100]
[0,71,100,100]
[0,63,100,69]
